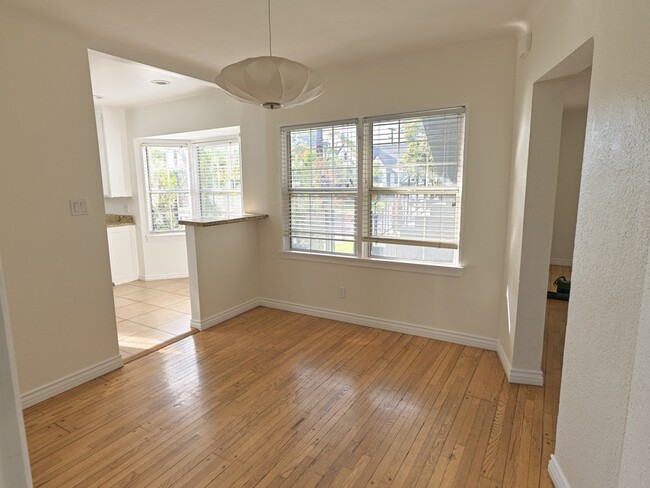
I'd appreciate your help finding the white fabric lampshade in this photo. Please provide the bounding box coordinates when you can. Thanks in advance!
[215,56,324,109]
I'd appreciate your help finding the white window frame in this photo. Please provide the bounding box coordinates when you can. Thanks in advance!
[141,135,243,234]
[280,106,467,274]
[281,120,359,256]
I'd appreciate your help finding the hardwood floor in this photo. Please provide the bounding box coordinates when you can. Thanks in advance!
[24,269,569,487]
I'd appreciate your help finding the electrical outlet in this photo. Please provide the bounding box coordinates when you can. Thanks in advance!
[337,286,346,299]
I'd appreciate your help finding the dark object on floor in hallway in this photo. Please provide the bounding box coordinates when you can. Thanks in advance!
[553,276,571,294]
[548,276,571,301]
[547,290,569,301]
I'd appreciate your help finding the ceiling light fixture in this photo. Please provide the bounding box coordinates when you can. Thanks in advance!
[151,79,171,85]
[215,0,324,109]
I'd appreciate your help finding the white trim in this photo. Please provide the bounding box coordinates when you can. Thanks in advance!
[497,342,544,386]
[20,355,123,409]
[191,299,261,331]
[548,454,571,488]
[550,257,573,266]
[279,250,463,277]
[138,272,189,282]
[258,298,497,351]
[113,272,139,285]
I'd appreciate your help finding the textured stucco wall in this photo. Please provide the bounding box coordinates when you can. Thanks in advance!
[553,0,650,485]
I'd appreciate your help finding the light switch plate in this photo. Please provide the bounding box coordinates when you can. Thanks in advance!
[70,199,88,216]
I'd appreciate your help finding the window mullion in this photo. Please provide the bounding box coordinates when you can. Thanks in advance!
[188,142,199,219]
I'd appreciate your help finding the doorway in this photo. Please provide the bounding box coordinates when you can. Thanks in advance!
[508,39,594,379]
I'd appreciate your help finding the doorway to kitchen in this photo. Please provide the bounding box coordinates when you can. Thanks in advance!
[112,278,194,360]
[88,50,219,359]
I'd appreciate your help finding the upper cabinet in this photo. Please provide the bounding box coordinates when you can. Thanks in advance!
[95,106,131,198]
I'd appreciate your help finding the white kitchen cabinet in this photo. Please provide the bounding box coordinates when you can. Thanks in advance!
[107,225,139,285]
[95,106,131,197]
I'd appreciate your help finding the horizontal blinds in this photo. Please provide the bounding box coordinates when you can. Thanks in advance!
[193,139,242,218]
[282,122,358,255]
[363,108,465,252]
[142,144,191,232]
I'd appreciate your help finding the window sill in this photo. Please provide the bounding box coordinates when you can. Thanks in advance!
[278,250,463,277]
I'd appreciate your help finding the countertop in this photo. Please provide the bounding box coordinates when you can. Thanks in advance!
[106,214,135,227]
[179,213,268,227]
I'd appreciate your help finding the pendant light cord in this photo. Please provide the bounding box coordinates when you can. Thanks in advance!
[268,0,273,56]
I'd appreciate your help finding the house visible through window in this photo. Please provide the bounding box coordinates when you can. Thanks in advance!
[364,108,465,264]
[142,136,242,233]
[282,107,466,266]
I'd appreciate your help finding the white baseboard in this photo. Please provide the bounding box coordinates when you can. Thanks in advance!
[191,299,261,331]
[258,298,499,351]
[550,258,572,267]
[113,273,139,285]
[21,355,123,409]
[138,272,188,282]
[496,342,544,386]
[548,454,571,488]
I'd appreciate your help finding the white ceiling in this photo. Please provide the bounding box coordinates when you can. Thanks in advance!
[10,0,538,107]
[88,51,217,107]
[8,0,535,82]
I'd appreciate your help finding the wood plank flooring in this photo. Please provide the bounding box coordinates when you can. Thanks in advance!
[24,268,569,487]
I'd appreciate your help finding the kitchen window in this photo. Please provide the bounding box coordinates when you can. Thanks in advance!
[142,137,242,233]
[282,107,466,267]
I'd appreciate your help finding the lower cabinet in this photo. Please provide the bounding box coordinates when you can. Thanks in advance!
[107,225,139,285]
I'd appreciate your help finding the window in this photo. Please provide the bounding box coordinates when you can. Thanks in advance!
[194,141,242,218]
[282,107,466,266]
[363,108,465,264]
[142,144,191,233]
[282,122,358,255]
[142,137,242,233]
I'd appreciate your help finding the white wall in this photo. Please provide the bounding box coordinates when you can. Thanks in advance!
[258,37,516,343]
[554,0,650,485]
[499,0,597,372]
[0,257,31,487]
[186,221,261,329]
[103,197,133,216]
[503,0,650,486]
[0,8,121,393]
[551,108,587,265]
[123,91,268,280]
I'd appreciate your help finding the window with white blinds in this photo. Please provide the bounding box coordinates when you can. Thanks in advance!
[142,137,242,233]
[281,108,465,266]
[363,108,465,264]
[194,140,242,218]
[282,122,358,255]
[142,144,192,233]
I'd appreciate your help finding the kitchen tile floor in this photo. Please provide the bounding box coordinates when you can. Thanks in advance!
[113,278,192,359]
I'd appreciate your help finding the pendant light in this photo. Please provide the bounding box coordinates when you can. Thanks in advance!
[215,0,324,109]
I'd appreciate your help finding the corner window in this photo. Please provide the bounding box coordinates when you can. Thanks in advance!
[142,137,242,233]
[281,107,466,267]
